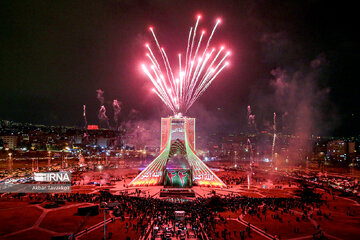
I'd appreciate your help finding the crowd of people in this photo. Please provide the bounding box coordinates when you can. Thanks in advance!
[218,170,293,187]
[288,170,360,197]
[1,185,336,240]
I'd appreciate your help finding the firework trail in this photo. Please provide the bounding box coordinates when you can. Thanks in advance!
[272,112,277,161]
[142,15,231,115]
[83,105,87,128]
[247,138,253,189]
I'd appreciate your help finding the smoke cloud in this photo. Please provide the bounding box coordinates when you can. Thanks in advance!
[98,105,110,129]
[122,109,160,149]
[112,99,122,129]
[269,55,330,163]
[248,30,335,164]
[96,89,104,105]
[247,105,257,132]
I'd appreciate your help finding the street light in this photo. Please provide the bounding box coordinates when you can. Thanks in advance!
[8,153,12,171]
[102,202,108,240]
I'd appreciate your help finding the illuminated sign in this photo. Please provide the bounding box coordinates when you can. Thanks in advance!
[165,170,191,187]
[87,125,99,130]
[140,171,162,179]
[171,127,184,133]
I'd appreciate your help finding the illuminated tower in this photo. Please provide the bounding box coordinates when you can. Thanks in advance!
[131,15,230,188]
[129,117,226,188]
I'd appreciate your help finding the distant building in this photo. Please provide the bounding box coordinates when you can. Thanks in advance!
[327,140,355,161]
[0,135,18,149]
[97,137,109,148]
[221,134,249,160]
[348,142,355,154]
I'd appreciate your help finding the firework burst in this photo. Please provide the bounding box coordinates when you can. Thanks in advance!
[141,15,231,115]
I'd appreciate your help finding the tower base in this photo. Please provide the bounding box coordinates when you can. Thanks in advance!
[129,117,226,188]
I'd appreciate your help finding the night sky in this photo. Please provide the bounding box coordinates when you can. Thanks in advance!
[0,0,359,136]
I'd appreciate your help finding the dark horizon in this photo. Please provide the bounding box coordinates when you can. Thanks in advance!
[1,0,359,137]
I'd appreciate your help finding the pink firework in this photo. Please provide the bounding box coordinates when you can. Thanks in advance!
[142,15,231,115]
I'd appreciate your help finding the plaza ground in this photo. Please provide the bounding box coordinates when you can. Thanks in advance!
[0,167,359,239]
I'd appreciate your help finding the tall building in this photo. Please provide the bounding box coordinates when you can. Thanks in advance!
[327,140,355,161]
[0,135,18,149]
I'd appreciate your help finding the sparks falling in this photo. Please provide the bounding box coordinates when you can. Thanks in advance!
[141,15,231,115]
